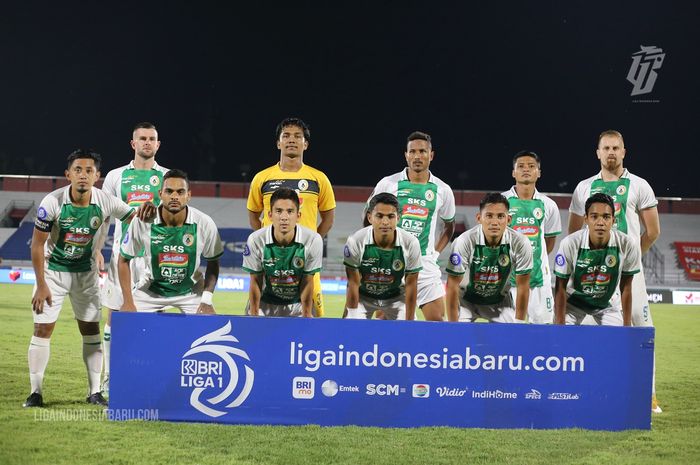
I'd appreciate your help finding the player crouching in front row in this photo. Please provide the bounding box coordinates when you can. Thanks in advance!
[553,193,640,326]
[119,169,224,315]
[243,188,323,317]
[343,193,422,320]
[445,193,533,323]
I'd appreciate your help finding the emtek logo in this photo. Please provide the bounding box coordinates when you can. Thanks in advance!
[293,377,315,399]
[366,384,403,396]
[181,321,254,418]
[412,384,430,398]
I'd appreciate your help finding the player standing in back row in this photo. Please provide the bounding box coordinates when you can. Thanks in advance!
[247,118,336,317]
[368,131,455,321]
[502,151,561,323]
[96,121,169,394]
[568,129,661,413]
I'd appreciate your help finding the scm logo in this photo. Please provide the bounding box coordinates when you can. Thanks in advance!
[366,384,400,396]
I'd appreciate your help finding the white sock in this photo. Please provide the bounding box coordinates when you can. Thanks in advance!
[83,334,103,395]
[102,324,111,379]
[28,336,51,395]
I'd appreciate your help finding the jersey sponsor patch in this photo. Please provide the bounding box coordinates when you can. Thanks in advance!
[64,232,91,246]
[122,231,130,244]
[37,207,47,220]
[513,225,540,237]
[449,253,461,266]
[243,244,251,256]
[344,245,351,258]
[402,204,429,219]
[126,191,155,205]
[555,254,565,266]
[159,252,189,267]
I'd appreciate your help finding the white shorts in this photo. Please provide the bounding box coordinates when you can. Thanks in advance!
[417,258,446,307]
[33,268,101,324]
[101,251,147,310]
[631,268,652,327]
[458,293,516,323]
[245,300,303,317]
[565,302,623,326]
[346,294,405,320]
[510,285,554,324]
[131,288,202,314]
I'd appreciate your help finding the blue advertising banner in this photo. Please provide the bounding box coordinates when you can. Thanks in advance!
[110,314,654,430]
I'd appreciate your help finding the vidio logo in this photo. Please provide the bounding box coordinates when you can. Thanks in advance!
[181,321,254,417]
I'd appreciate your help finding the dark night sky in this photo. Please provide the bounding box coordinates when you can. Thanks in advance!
[2,2,699,197]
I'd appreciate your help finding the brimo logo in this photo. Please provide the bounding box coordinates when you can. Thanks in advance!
[626,45,665,96]
[181,321,254,417]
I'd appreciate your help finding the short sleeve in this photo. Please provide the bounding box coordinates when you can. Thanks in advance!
[103,191,134,222]
[553,236,576,278]
[621,235,641,275]
[513,233,533,275]
[246,172,264,213]
[304,233,323,274]
[201,216,224,260]
[439,184,456,222]
[102,170,119,198]
[120,219,145,259]
[543,197,562,237]
[343,232,364,269]
[34,195,60,232]
[445,235,469,276]
[242,233,263,274]
[317,171,336,212]
[405,234,423,274]
[569,181,587,216]
[636,178,658,211]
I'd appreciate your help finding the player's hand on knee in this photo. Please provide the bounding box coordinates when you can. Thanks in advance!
[197,303,216,315]
[136,202,157,222]
[31,285,52,314]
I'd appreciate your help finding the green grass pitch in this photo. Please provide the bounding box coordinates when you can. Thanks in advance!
[0,283,699,465]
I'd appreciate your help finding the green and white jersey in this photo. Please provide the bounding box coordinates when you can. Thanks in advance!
[446,225,533,305]
[102,161,169,254]
[34,186,134,272]
[120,206,224,297]
[369,170,456,263]
[570,170,657,246]
[554,229,640,312]
[344,226,422,300]
[502,187,562,288]
[241,225,323,305]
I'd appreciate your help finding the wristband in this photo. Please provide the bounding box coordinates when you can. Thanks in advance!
[200,291,213,306]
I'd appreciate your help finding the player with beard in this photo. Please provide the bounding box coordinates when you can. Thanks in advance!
[118,169,223,315]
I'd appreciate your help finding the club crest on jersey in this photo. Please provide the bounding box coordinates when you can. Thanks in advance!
[616,185,627,196]
[498,254,510,267]
[297,180,309,192]
[293,256,305,268]
[555,254,565,266]
[344,245,351,258]
[150,175,161,187]
[605,254,617,267]
[243,244,250,256]
[89,216,101,229]
[37,207,47,220]
[533,207,543,220]
[392,259,404,272]
[183,233,194,247]
[449,253,461,266]
[425,190,435,202]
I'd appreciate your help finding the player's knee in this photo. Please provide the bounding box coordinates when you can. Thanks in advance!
[33,323,55,339]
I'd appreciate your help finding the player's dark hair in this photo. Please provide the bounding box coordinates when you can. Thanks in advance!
[479,192,510,211]
[275,117,311,142]
[512,150,540,168]
[585,193,615,215]
[133,121,158,134]
[407,131,432,147]
[67,149,101,171]
[367,192,399,215]
[163,169,189,189]
[270,187,300,211]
